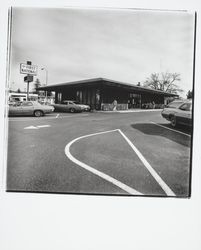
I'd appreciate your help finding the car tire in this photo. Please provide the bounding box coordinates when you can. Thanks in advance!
[170,116,177,127]
[69,108,75,113]
[34,110,43,117]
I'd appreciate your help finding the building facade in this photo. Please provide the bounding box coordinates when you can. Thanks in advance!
[38,78,178,110]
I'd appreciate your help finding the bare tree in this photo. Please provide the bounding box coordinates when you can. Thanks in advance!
[144,72,183,94]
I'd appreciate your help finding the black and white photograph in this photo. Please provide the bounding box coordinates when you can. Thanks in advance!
[6,7,195,197]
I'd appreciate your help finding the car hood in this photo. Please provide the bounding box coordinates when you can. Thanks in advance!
[162,107,177,112]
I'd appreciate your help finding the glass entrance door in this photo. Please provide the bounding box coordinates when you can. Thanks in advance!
[95,89,101,110]
[128,93,141,108]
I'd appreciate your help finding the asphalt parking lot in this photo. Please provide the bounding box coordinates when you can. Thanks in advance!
[6,110,192,197]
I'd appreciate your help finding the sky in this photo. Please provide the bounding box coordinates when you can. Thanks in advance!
[9,7,195,97]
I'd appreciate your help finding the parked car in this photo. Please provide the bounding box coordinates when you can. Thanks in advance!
[8,101,55,117]
[165,100,185,109]
[161,100,192,127]
[8,100,21,106]
[53,100,90,113]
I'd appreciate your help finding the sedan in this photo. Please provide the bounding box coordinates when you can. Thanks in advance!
[53,100,90,113]
[8,101,55,117]
[161,100,192,127]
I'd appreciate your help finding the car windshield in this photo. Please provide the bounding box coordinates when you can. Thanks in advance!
[179,102,192,111]
[167,101,183,108]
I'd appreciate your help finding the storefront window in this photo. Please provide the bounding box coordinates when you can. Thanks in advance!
[128,93,141,108]
[96,90,100,102]
[76,90,83,103]
[58,92,62,103]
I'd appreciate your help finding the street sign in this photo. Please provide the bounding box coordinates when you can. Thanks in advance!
[24,75,33,82]
[20,63,38,75]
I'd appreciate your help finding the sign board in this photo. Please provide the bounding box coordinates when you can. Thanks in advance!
[24,75,33,82]
[20,63,38,75]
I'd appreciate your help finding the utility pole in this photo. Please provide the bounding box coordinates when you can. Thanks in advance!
[41,67,48,102]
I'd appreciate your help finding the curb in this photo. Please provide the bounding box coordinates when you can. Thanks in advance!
[92,109,163,114]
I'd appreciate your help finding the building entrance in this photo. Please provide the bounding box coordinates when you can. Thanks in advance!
[76,89,101,110]
[128,93,141,109]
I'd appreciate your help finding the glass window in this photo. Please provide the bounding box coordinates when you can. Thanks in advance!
[87,91,91,104]
[79,91,82,103]
[96,90,100,103]
[167,101,183,108]
[179,103,191,111]
[58,93,62,103]
[22,102,33,106]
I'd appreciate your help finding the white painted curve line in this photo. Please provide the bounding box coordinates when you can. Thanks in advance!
[118,129,176,196]
[56,114,59,118]
[64,129,143,195]
[151,122,191,137]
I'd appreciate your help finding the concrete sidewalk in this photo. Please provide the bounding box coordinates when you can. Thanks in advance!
[93,109,162,114]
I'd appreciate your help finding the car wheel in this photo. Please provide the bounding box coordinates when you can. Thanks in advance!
[170,116,177,127]
[69,108,75,113]
[34,110,43,117]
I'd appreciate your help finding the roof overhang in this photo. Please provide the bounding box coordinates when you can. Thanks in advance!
[37,77,178,97]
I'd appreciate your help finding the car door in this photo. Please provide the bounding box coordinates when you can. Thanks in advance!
[175,103,192,126]
[67,101,75,111]
[61,101,70,111]
[54,102,67,111]
[9,103,23,116]
[20,102,34,115]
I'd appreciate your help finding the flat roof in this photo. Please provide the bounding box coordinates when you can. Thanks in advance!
[37,77,178,97]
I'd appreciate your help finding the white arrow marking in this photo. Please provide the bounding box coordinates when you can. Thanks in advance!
[37,125,51,128]
[24,125,51,129]
[24,126,38,130]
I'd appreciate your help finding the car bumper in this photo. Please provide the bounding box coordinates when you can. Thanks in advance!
[161,112,169,120]
[80,107,90,111]
[43,108,55,114]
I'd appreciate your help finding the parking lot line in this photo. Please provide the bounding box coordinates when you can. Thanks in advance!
[65,129,143,195]
[118,129,176,196]
[151,122,191,137]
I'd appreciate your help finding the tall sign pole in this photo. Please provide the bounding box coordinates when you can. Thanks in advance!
[26,61,31,100]
[20,61,37,101]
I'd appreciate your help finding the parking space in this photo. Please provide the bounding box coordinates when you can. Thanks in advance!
[6,110,192,197]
